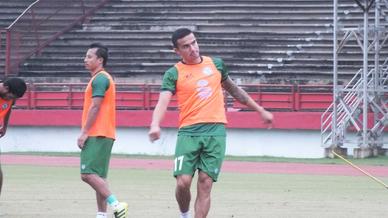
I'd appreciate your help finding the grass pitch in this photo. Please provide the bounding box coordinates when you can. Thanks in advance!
[1,163,388,218]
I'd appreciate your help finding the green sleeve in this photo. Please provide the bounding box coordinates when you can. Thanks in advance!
[211,57,229,82]
[91,73,110,97]
[161,66,178,95]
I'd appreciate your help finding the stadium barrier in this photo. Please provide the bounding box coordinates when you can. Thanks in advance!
[6,83,339,130]
[14,83,333,112]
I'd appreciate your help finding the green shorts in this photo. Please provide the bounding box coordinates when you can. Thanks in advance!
[174,135,226,182]
[80,136,114,178]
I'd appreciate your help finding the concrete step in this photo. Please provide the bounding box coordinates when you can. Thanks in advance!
[0,0,35,28]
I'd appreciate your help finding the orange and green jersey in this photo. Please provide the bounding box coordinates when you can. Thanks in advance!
[0,98,13,123]
[162,56,228,135]
[82,71,116,139]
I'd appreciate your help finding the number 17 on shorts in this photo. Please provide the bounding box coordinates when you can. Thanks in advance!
[174,155,184,172]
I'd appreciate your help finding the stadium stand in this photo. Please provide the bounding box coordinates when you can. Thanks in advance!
[1,0,388,160]
[0,0,385,131]
[3,0,373,85]
[0,0,110,78]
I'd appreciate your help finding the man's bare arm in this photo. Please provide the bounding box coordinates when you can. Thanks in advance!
[222,77,273,125]
[149,91,173,142]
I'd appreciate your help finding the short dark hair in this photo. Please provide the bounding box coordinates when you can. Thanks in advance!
[4,77,26,98]
[172,28,193,48]
[89,43,108,66]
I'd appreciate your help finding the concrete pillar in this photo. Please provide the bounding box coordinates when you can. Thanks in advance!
[325,146,347,158]
[353,147,375,158]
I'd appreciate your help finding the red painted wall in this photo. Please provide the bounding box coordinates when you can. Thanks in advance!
[10,110,323,130]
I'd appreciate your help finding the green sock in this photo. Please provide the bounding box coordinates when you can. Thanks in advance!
[106,194,119,208]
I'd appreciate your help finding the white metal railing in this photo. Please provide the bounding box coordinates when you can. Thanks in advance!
[321,68,375,147]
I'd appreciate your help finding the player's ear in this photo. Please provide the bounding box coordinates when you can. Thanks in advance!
[173,47,179,55]
[2,84,10,94]
[98,57,104,65]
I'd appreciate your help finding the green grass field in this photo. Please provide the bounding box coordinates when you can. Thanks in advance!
[1,163,388,218]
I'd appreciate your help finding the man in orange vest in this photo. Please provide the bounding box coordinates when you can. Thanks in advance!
[0,77,26,197]
[78,43,128,218]
[149,28,273,218]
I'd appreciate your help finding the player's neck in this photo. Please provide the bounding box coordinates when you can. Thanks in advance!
[182,56,202,65]
[90,67,104,76]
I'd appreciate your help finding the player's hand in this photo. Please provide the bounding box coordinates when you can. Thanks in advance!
[260,110,274,129]
[77,132,88,149]
[148,125,161,143]
[0,126,6,138]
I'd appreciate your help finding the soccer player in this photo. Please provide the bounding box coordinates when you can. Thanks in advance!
[0,77,27,197]
[148,28,273,218]
[78,43,128,218]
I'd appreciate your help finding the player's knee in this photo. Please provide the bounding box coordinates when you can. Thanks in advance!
[176,176,191,190]
[198,173,213,190]
[81,174,91,183]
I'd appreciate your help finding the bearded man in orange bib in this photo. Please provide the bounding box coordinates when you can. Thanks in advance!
[148,28,273,218]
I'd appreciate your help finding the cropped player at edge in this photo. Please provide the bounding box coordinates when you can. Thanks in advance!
[0,77,27,197]
[148,28,273,218]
